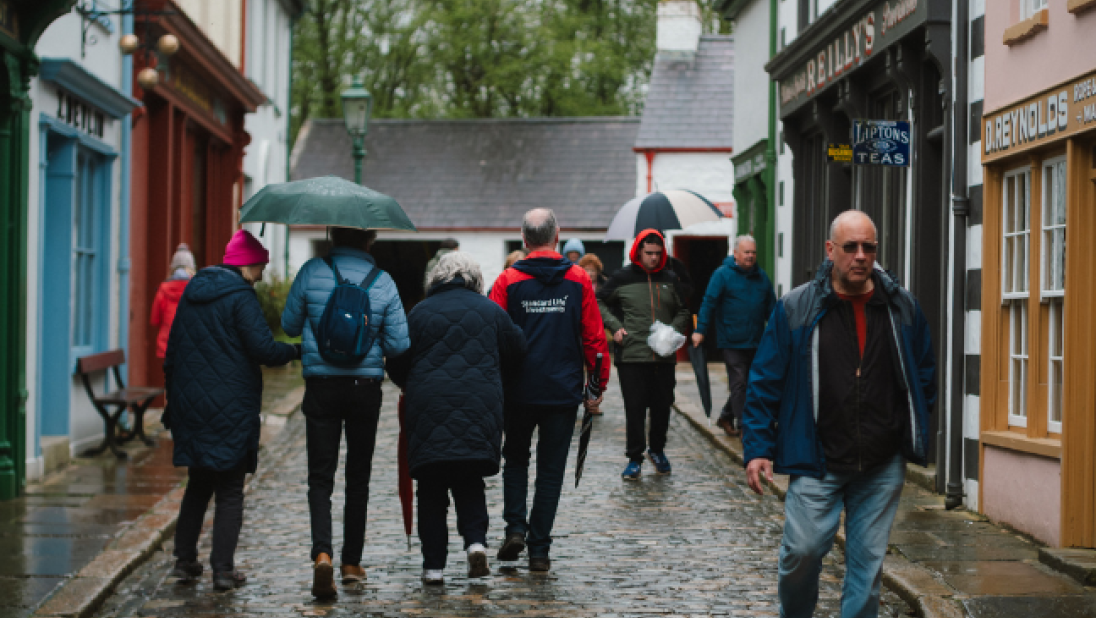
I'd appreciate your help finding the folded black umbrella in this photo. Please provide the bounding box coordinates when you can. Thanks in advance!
[687,342,713,419]
[575,354,603,487]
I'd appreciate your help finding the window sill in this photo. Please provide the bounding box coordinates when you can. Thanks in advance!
[1068,0,1096,15]
[1003,9,1049,46]
[982,430,1061,459]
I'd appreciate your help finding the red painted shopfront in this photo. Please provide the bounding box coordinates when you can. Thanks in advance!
[127,0,266,392]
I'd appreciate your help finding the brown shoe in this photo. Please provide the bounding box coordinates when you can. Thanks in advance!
[312,553,336,598]
[340,564,366,583]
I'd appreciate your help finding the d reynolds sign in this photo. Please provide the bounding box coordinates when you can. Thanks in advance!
[983,70,1096,164]
[776,0,925,116]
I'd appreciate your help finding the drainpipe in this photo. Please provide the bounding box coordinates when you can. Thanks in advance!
[946,0,969,510]
[118,9,135,376]
[284,15,296,278]
[765,0,778,278]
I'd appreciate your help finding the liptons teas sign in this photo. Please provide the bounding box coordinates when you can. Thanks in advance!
[982,71,1096,164]
[778,0,924,115]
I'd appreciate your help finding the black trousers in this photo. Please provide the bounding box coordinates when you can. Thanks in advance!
[720,348,757,425]
[417,471,489,570]
[303,377,382,565]
[174,464,247,574]
[617,363,676,462]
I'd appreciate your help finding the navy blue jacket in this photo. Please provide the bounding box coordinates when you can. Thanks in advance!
[695,256,777,350]
[164,266,297,472]
[386,280,527,478]
[488,251,609,407]
[742,261,937,478]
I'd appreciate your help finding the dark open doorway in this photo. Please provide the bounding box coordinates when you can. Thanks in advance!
[369,240,441,313]
[673,236,729,359]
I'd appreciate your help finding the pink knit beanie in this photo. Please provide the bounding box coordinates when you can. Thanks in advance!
[223,229,270,266]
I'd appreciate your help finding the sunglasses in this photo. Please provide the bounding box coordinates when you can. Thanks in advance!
[837,241,879,254]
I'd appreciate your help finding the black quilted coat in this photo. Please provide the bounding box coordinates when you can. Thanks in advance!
[164,266,298,472]
[387,279,527,478]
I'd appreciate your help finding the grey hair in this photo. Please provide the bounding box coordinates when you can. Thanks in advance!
[733,234,756,250]
[426,251,484,294]
[522,208,558,248]
[829,210,878,240]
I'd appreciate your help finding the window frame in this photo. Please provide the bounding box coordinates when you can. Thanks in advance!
[1001,167,1031,302]
[1021,0,1049,20]
[1041,156,1067,299]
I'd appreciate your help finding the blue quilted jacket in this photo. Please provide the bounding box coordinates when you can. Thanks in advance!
[695,256,776,350]
[164,266,298,471]
[282,247,410,378]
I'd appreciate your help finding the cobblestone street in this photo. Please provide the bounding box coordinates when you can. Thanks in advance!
[94,380,914,618]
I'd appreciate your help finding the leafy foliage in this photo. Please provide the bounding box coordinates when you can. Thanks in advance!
[254,276,296,339]
[291,0,726,144]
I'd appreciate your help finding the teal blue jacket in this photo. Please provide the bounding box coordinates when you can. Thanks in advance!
[695,256,776,350]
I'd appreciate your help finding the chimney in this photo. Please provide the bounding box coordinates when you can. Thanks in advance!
[656,0,702,59]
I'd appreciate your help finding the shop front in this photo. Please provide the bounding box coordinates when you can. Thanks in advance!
[127,0,265,395]
[0,1,80,500]
[979,69,1096,547]
[766,0,952,468]
[731,140,773,274]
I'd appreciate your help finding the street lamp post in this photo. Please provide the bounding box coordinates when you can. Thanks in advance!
[341,76,373,185]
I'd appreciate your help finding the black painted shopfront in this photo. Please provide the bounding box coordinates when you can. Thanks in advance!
[767,0,952,465]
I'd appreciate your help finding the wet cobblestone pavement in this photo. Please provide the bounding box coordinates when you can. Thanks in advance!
[94,380,914,618]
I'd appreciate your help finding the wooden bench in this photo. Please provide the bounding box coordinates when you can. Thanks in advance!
[76,350,164,459]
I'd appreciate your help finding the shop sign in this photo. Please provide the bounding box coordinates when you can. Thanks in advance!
[852,119,910,166]
[983,70,1096,163]
[56,91,106,139]
[827,143,853,163]
[173,66,213,113]
[0,2,18,41]
[734,152,767,182]
[777,0,924,116]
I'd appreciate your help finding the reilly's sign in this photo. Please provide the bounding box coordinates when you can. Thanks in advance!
[777,0,925,116]
[982,71,1096,164]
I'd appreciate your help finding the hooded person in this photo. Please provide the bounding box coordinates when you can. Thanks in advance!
[150,243,197,359]
[562,238,585,262]
[597,229,691,479]
[488,208,609,572]
[164,229,300,591]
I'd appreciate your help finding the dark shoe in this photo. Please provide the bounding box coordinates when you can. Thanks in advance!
[529,556,551,572]
[467,543,490,578]
[497,532,526,561]
[312,553,336,599]
[212,570,246,591]
[340,564,366,583]
[622,460,642,480]
[172,559,203,580]
[647,450,672,474]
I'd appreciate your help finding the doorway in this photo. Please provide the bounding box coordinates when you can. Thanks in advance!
[370,240,442,313]
[672,236,729,359]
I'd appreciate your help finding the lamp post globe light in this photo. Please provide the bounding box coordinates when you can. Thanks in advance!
[341,76,373,185]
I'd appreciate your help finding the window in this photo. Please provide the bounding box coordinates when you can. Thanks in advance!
[778,232,784,257]
[779,181,785,206]
[72,150,103,351]
[1002,167,1031,427]
[1021,0,1048,19]
[1042,157,1066,432]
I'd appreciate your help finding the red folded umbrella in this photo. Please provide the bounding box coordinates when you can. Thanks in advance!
[398,393,413,546]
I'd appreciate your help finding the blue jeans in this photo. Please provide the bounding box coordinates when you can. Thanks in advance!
[779,453,905,618]
[501,403,577,557]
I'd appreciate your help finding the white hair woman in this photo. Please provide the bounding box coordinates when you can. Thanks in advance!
[387,252,527,584]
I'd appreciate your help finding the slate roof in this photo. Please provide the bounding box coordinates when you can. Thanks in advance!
[635,35,735,149]
[290,117,640,230]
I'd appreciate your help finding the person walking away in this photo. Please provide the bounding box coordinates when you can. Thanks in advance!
[281,227,410,598]
[387,253,527,584]
[578,253,608,415]
[150,243,196,360]
[489,208,609,572]
[691,235,776,437]
[165,230,300,591]
[598,230,690,479]
[743,210,936,618]
[562,238,585,262]
[423,238,459,291]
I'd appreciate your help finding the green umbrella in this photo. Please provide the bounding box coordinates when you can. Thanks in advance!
[239,176,416,231]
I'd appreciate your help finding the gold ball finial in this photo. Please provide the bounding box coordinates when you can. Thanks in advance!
[118,33,140,55]
[137,67,160,89]
[157,34,180,56]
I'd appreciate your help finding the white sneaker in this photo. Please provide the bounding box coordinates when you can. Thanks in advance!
[422,569,444,585]
[467,543,490,578]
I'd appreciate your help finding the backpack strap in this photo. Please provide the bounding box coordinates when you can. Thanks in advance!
[323,256,347,284]
[360,266,383,291]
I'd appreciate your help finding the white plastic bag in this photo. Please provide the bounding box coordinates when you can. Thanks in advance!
[647,321,686,357]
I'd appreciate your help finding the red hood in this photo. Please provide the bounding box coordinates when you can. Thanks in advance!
[629,229,668,273]
[159,279,189,302]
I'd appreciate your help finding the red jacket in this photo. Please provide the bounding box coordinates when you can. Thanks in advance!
[151,279,188,358]
[489,250,610,406]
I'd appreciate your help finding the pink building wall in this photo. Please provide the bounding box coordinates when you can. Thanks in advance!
[982,446,1061,546]
[983,0,1096,112]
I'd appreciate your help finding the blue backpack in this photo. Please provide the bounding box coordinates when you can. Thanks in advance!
[316,257,383,366]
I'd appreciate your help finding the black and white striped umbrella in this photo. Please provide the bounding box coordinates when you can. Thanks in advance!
[604,190,724,240]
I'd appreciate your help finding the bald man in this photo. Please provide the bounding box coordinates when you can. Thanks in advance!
[741,210,936,618]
